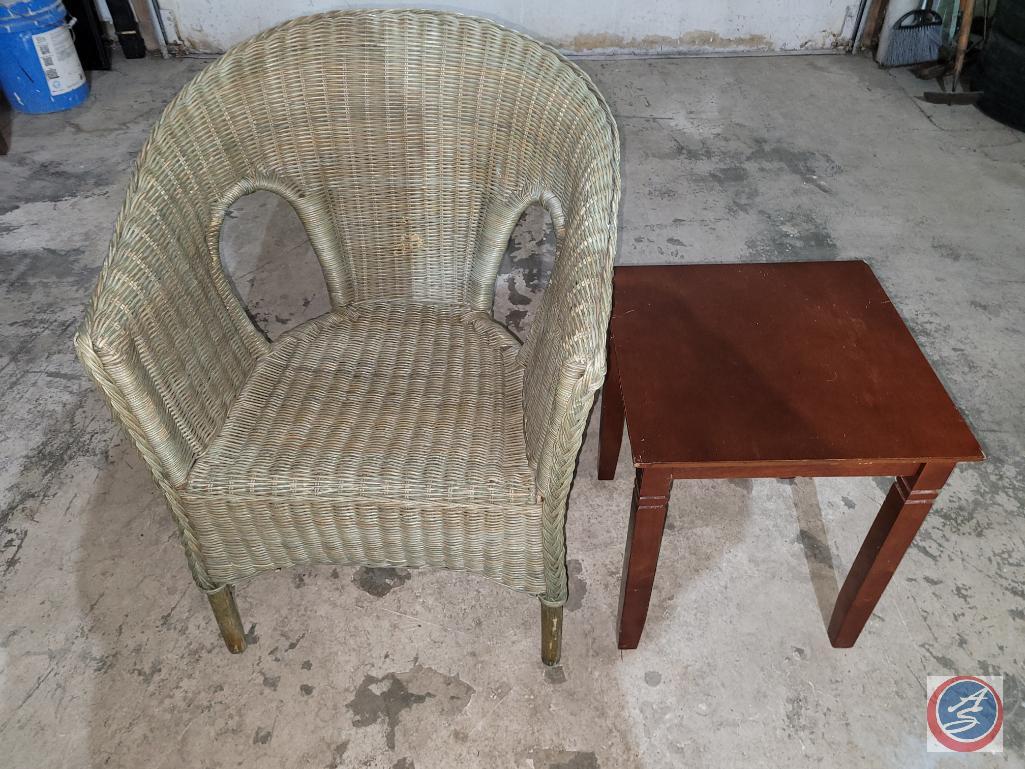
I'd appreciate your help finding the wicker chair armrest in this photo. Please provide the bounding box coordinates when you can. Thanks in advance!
[77,267,261,488]
[521,330,606,492]
[80,152,357,485]
[79,215,268,486]
[519,232,613,500]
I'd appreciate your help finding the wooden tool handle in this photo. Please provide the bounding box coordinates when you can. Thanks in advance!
[952,0,976,89]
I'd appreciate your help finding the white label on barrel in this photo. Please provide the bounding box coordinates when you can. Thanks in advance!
[31,25,86,97]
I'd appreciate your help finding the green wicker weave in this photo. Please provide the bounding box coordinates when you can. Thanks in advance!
[76,9,620,665]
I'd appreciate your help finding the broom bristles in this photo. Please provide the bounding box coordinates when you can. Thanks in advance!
[881,24,943,67]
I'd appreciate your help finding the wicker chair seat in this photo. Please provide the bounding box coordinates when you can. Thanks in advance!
[183,301,543,589]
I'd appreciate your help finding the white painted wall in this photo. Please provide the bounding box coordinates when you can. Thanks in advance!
[159,0,856,54]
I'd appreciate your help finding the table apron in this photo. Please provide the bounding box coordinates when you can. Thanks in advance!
[651,459,927,480]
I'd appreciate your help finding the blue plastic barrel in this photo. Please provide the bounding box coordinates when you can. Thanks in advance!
[0,0,88,113]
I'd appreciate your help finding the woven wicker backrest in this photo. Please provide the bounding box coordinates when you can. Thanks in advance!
[80,9,619,487]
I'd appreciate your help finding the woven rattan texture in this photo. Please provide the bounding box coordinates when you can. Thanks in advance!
[77,9,620,605]
[185,304,543,589]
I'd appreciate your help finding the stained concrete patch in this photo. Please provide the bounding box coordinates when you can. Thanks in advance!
[327,740,349,768]
[668,131,713,162]
[665,132,840,217]
[912,540,941,562]
[992,671,1024,752]
[745,209,839,261]
[565,559,588,612]
[352,567,412,598]
[920,643,959,672]
[644,670,662,687]
[244,623,260,645]
[493,205,556,335]
[707,170,761,214]
[347,664,474,750]
[391,758,415,769]
[504,273,533,307]
[0,156,122,215]
[746,138,841,194]
[932,240,963,262]
[260,671,280,690]
[2,247,96,287]
[797,528,834,567]
[1,528,28,578]
[528,749,600,769]
[349,674,431,750]
[933,492,992,538]
[130,660,162,684]
[708,165,749,184]
[784,693,810,733]
[0,386,104,544]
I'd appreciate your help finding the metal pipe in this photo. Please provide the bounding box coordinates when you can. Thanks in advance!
[851,0,871,50]
[145,0,168,58]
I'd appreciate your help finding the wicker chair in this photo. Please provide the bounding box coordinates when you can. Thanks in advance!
[76,9,619,665]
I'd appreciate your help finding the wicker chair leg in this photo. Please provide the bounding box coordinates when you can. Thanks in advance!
[207,586,247,654]
[540,602,564,667]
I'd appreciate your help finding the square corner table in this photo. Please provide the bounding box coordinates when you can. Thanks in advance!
[598,261,983,650]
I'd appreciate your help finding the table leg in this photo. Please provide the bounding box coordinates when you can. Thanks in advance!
[828,462,955,647]
[598,338,625,481]
[618,467,673,649]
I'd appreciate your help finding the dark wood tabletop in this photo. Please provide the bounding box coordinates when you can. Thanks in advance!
[609,261,982,469]
[599,261,983,651]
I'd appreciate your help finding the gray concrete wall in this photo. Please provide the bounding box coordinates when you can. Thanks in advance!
[157,0,856,54]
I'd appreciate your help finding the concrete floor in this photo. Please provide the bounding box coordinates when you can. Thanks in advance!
[1,51,1023,769]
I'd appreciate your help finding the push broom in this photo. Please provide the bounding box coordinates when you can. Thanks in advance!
[879,3,944,67]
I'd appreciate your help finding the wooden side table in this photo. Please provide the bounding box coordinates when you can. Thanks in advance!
[598,262,983,650]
